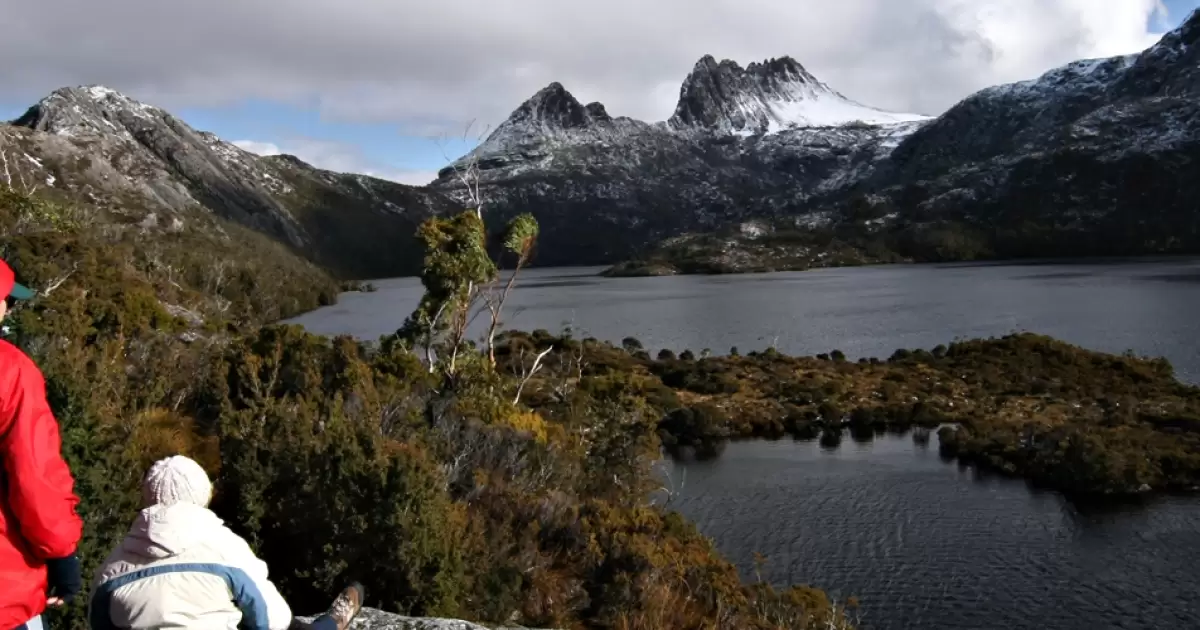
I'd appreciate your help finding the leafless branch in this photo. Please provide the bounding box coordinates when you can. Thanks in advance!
[0,148,10,188]
[446,280,479,376]
[0,148,38,195]
[513,345,553,405]
[484,264,529,367]
[551,341,585,402]
[436,122,492,219]
[40,262,79,297]
[424,300,449,373]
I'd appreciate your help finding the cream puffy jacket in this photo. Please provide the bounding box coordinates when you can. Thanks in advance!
[87,502,294,630]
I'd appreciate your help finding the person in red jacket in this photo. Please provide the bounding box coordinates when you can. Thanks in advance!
[0,259,84,630]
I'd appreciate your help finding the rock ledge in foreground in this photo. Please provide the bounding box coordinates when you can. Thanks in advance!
[297,607,556,630]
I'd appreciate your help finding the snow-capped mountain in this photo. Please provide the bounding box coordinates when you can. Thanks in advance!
[435,9,1200,267]
[431,54,930,265]
[2,85,457,278]
[669,55,929,134]
[6,9,1199,279]
[873,7,1200,229]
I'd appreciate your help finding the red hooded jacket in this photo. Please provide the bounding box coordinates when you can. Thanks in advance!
[0,339,83,629]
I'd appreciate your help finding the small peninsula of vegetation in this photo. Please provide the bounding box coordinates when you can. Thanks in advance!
[600,220,905,277]
[4,181,1197,630]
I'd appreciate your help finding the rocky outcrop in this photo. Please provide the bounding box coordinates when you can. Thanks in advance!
[296,608,555,630]
[669,55,927,133]
[3,87,459,278]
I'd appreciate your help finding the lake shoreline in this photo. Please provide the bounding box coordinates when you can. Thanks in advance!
[284,260,1200,629]
[600,251,1200,277]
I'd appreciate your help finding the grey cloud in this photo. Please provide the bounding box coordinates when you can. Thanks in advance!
[1,0,1169,135]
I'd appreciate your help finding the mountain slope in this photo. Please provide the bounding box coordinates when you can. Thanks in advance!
[430,55,927,266]
[3,86,459,279]
[432,11,1200,272]
[853,9,1200,260]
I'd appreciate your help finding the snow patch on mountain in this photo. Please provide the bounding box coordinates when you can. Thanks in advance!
[669,55,929,135]
[975,54,1137,105]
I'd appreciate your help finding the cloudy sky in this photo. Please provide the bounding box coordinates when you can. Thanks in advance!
[2,0,1197,185]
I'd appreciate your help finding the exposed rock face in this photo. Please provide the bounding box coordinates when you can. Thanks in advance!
[669,55,927,133]
[3,86,459,279]
[433,9,1200,269]
[296,608,556,630]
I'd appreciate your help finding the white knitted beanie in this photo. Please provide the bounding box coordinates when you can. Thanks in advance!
[142,455,213,507]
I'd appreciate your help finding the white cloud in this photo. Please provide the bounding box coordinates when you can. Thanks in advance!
[0,0,1180,135]
[232,139,439,186]
[231,140,282,156]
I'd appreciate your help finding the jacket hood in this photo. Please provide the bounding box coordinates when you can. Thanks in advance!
[120,502,225,559]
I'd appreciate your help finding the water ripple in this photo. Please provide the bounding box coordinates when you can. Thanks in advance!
[662,437,1200,630]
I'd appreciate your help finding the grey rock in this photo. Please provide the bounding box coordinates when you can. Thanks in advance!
[295,607,555,630]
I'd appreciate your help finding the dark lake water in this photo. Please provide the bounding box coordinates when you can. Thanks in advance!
[289,258,1200,383]
[656,434,1200,630]
[289,258,1200,629]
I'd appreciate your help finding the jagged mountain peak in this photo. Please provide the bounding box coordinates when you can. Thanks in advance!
[501,81,607,130]
[13,84,171,137]
[464,81,628,158]
[669,54,928,134]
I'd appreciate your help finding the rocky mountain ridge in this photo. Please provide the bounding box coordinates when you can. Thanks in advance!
[431,54,926,266]
[668,55,929,134]
[2,85,458,279]
[7,11,1199,279]
[436,9,1200,269]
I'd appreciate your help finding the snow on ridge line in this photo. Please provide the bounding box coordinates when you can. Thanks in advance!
[764,95,929,132]
[975,53,1137,102]
[764,77,929,131]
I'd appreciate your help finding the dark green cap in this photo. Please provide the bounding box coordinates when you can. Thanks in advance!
[1,259,34,300]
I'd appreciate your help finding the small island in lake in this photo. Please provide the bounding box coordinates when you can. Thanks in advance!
[497,330,1200,497]
[601,219,905,277]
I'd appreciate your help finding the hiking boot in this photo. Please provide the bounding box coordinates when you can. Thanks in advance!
[326,582,365,630]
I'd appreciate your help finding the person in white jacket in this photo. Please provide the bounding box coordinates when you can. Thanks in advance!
[87,455,365,630]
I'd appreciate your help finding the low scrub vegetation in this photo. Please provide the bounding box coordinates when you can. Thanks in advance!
[3,185,856,630]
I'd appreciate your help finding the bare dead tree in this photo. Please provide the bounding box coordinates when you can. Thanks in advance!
[206,259,231,295]
[551,341,585,402]
[482,232,536,367]
[424,301,450,373]
[39,262,79,297]
[0,148,11,188]
[445,279,477,376]
[513,345,553,405]
[0,148,39,196]
[437,121,492,220]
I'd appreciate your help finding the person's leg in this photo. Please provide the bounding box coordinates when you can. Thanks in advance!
[289,583,365,630]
